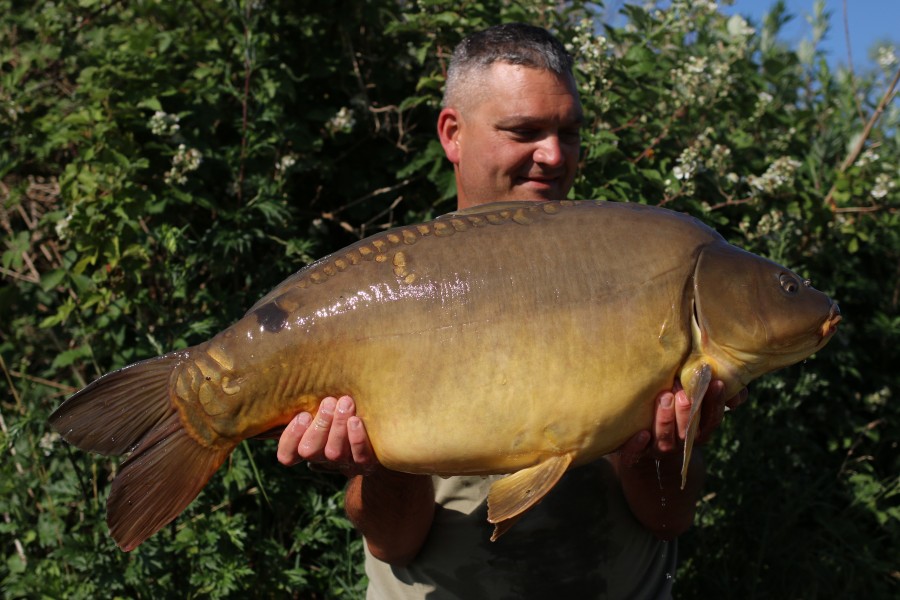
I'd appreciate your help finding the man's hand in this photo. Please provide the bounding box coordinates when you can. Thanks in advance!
[619,381,748,466]
[276,396,378,476]
[612,381,748,539]
[276,396,435,565]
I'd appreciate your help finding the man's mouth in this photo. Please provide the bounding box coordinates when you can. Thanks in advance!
[517,175,560,187]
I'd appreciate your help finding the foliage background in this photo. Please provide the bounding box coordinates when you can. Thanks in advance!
[2,0,897,597]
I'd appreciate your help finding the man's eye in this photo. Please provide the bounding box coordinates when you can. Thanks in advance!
[509,129,538,140]
[560,130,581,143]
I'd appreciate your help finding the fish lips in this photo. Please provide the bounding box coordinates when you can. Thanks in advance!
[820,302,842,341]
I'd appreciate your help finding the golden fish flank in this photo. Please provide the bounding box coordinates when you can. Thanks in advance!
[49,200,840,551]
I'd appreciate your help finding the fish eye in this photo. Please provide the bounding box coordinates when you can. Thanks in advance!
[779,273,800,295]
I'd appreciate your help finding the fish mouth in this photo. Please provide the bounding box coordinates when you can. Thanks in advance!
[820,302,842,339]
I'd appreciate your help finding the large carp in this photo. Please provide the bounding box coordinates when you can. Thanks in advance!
[50,200,840,551]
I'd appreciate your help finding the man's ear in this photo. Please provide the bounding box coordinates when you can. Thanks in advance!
[437,108,461,164]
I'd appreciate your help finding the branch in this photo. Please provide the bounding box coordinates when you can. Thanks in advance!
[236,2,254,203]
[824,65,900,210]
[841,0,866,122]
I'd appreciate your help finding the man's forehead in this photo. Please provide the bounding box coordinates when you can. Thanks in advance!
[494,112,584,128]
[470,63,579,100]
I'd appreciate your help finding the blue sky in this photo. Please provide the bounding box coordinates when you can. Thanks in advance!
[605,1,899,71]
[723,0,900,70]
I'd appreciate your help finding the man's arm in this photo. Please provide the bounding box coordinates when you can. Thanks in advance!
[345,469,435,566]
[276,396,435,566]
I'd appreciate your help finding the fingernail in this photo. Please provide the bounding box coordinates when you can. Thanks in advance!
[660,393,673,408]
[319,397,336,414]
[296,412,312,427]
[348,416,361,429]
[337,396,353,413]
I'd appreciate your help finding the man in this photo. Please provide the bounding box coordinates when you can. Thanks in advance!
[278,24,745,598]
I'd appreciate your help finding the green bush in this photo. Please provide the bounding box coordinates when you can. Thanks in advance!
[2,1,897,597]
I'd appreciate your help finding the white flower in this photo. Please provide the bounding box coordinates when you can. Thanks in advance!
[747,156,802,195]
[727,15,755,39]
[55,214,73,240]
[39,432,60,456]
[856,148,880,168]
[148,111,180,137]
[674,146,702,181]
[277,154,298,174]
[165,144,203,185]
[871,173,895,199]
[327,107,356,135]
[685,56,708,74]
[877,45,898,70]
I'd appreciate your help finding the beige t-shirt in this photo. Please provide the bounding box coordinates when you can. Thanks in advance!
[364,459,677,599]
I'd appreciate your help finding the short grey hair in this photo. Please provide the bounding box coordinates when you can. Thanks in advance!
[442,23,575,109]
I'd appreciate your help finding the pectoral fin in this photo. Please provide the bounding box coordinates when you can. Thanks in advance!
[680,362,712,489]
[486,453,572,541]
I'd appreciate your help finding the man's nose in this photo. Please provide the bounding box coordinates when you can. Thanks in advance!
[533,135,564,167]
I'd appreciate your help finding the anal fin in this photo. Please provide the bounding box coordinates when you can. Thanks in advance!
[487,453,572,541]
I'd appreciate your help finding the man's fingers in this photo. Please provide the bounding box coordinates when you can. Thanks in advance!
[298,397,337,460]
[348,416,376,466]
[324,396,354,462]
[674,387,692,442]
[653,391,677,454]
[277,412,312,466]
[618,430,651,467]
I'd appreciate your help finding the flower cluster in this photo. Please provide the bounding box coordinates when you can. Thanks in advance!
[54,213,73,241]
[670,54,732,107]
[747,156,802,196]
[876,45,898,71]
[39,432,60,457]
[165,144,203,185]
[856,147,880,168]
[726,14,755,39]
[753,91,774,119]
[871,172,896,200]
[738,209,786,242]
[276,153,298,176]
[148,110,180,137]
[664,128,741,197]
[673,146,702,183]
[326,107,356,136]
[567,18,614,112]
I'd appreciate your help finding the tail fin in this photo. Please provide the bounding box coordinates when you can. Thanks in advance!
[107,409,232,551]
[50,353,188,455]
[49,352,234,551]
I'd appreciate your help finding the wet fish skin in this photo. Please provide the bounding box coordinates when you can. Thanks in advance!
[48,200,840,551]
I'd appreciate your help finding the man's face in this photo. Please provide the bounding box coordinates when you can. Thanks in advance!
[438,62,584,209]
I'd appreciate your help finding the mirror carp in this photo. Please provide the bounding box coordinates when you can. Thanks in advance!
[50,200,841,551]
